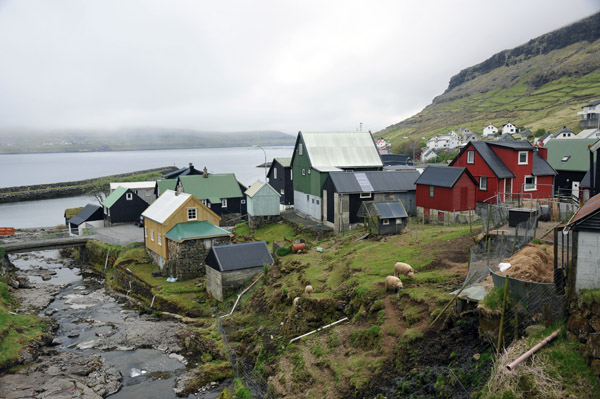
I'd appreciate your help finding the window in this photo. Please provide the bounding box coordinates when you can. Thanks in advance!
[126,193,133,200]
[274,168,277,179]
[308,168,311,174]
[479,177,488,191]
[518,151,528,165]
[467,150,475,164]
[429,186,434,197]
[201,199,207,206]
[312,198,314,203]
[396,218,402,224]
[241,199,246,204]
[360,192,372,199]
[280,189,284,195]
[299,143,303,155]
[221,199,227,208]
[302,168,306,176]
[151,230,154,241]
[524,176,537,191]
[104,206,107,215]
[290,170,293,180]
[382,219,390,225]
[158,234,162,246]
[561,155,571,162]
[316,199,319,205]
[187,208,197,220]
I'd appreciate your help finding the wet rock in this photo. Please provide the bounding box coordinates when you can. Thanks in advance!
[16,276,30,288]
[67,330,80,338]
[51,338,62,346]
[568,313,591,343]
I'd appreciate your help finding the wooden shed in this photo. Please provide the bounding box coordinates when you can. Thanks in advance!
[67,203,104,236]
[357,200,408,235]
[205,241,273,301]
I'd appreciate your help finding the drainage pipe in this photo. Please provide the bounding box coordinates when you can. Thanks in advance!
[506,328,561,371]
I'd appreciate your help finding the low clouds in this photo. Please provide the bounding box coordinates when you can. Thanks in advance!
[0,0,598,133]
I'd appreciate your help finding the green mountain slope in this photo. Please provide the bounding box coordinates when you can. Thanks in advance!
[380,12,600,150]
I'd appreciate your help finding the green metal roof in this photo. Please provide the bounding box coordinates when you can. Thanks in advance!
[545,139,598,171]
[156,179,177,196]
[102,186,128,208]
[165,221,231,242]
[178,174,243,203]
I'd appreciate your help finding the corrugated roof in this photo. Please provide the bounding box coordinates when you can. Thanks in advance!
[380,154,411,166]
[584,99,600,108]
[374,201,408,219]
[178,174,243,203]
[142,190,192,223]
[156,179,177,196]
[207,241,273,272]
[328,171,419,193]
[102,186,128,208]
[163,164,202,179]
[469,142,514,178]
[109,181,156,191]
[275,157,291,167]
[299,131,383,170]
[553,126,574,138]
[568,193,600,227]
[244,181,280,198]
[544,139,598,171]
[532,152,557,176]
[68,204,102,225]
[488,141,534,150]
[415,166,475,188]
[165,221,230,242]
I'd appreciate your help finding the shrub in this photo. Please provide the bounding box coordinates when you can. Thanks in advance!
[276,246,292,257]
[350,326,382,350]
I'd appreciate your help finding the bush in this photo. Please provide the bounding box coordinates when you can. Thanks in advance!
[276,246,292,257]
[350,326,382,350]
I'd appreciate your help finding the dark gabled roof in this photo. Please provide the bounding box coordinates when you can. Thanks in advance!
[267,157,292,177]
[539,132,552,141]
[583,99,600,108]
[328,171,419,193]
[357,201,408,219]
[453,142,514,178]
[415,166,477,188]
[68,204,103,225]
[163,164,202,179]
[380,154,411,166]
[532,152,557,176]
[498,133,516,141]
[581,162,597,187]
[567,193,600,227]
[206,241,273,272]
[553,126,574,137]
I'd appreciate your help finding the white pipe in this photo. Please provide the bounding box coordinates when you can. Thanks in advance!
[289,317,349,343]
[219,272,263,319]
[506,328,560,371]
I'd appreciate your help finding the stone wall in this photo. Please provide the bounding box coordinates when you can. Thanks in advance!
[205,265,262,302]
[568,295,600,376]
[248,215,282,230]
[165,236,231,281]
[220,213,243,227]
[417,206,479,225]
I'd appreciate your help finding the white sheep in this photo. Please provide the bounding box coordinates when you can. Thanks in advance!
[293,297,300,308]
[385,275,404,292]
[304,285,314,295]
[394,262,414,279]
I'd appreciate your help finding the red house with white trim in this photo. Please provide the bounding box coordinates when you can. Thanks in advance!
[450,141,556,203]
[415,166,478,223]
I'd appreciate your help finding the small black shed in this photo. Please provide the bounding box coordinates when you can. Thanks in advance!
[102,186,148,226]
[205,241,274,301]
[358,200,408,235]
[67,203,104,235]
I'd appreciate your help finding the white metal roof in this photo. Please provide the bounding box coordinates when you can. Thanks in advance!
[301,132,383,170]
[245,181,280,198]
[110,181,156,191]
[141,190,191,223]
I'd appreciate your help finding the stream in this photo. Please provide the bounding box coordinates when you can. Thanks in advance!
[1,249,226,399]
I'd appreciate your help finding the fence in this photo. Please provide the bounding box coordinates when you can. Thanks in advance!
[0,227,15,236]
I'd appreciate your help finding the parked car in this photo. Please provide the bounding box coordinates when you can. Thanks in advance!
[137,215,144,228]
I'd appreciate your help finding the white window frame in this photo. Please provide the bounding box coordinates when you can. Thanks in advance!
[290,170,293,180]
[429,186,434,197]
[221,199,227,208]
[126,193,133,200]
[467,150,475,164]
[396,218,402,224]
[274,168,277,179]
[280,189,284,195]
[308,168,311,174]
[241,199,246,204]
[382,219,390,225]
[201,199,207,206]
[150,230,154,242]
[359,192,372,199]
[302,168,306,176]
[479,177,488,191]
[298,143,303,156]
[187,207,197,220]
[524,175,537,191]
[158,234,162,246]
[518,151,528,165]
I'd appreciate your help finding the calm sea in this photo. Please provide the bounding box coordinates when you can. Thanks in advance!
[0,146,293,228]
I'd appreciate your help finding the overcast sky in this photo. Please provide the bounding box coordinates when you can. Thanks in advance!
[0,1,598,134]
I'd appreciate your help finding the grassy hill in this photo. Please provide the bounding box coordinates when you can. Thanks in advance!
[380,12,600,151]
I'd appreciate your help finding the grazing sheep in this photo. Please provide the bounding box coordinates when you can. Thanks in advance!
[304,285,314,295]
[385,275,403,292]
[394,262,414,279]
[293,297,300,307]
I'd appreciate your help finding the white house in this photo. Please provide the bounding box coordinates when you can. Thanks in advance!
[426,131,461,150]
[578,99,600,130]
[502,122,518,135]
[421,148,438,162]
[534,132,553,147]
[483,124,498,138]
[552,126,576,140]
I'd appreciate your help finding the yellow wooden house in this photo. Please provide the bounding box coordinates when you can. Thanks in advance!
[141,190,220,268]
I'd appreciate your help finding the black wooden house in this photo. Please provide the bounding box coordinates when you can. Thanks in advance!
[267,157,293,206]
[102,186,148,226]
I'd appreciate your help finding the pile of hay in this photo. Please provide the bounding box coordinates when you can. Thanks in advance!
[498,244,554,283]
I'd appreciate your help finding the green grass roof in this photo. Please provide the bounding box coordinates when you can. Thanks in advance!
[179,174,243,203]
[545,139,598,171]
[102,186,128,208]
[156,179,177,196]
[165,221,231,242]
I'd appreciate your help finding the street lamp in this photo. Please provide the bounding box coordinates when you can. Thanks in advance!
[403,136,426,165]
[253,144,267,180]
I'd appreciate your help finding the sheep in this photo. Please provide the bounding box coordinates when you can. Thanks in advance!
[394,262,414,279]
[385,275,404,292]
[304,285,314,295]
[293,297,300,308]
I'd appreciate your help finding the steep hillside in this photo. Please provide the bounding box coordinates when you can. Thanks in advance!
[381,12,600,150]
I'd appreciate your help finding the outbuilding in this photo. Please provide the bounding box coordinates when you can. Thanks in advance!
[357,200,408,235]
[245,181,281,229]
[67,204,104,236]
[205,241,273,301]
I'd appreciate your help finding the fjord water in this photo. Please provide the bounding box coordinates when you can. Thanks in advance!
[0,146,292,228]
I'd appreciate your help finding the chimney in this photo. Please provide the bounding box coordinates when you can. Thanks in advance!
[189,162,193,168]
[536,147,548,160]
[203,166,208,178]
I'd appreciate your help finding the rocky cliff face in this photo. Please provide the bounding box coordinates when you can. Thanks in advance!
[443,12,600,95]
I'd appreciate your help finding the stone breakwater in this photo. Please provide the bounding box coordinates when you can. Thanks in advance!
[0,166,177,203]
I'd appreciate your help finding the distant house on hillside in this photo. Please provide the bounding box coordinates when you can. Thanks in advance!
[578,99,600,130]
[267,157,293,206]
[534,132,553,147]
[102,186,148,226]
[483,124,498,138]
[502,122,518,135]
[552,126,576,140]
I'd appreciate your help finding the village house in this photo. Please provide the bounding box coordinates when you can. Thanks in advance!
[534,132,553,147]
[426,131,461,150]
[578,99,600,130]
[321,170,419,234]
[415,166,478,224]
[176,167,247,226]
[162,162,203,179]
[502,122,518,135]
[552,126,576,140]
[544,139,598,198]
[483,124,498,138]
[155,179,178,197]
[67,203,104,236]
[102,186,148,226]
[421,148,439,162]
[266,157,293,206]
[450,141,556,203]
[291,131,383,221]
[205,241,273,301]
[142,190,221,270]
[357,200,408,235]
[245,181,281,229]
[110,181,157,204]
